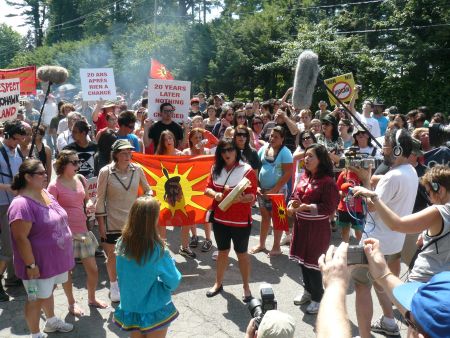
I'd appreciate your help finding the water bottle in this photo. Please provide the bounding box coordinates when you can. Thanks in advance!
[195,139,208,149]
[27,279,38,301]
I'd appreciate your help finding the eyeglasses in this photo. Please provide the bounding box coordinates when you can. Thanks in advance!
[322,122,331,126]
[235,132,248,138]
[31,171,46,176]
[69,160,81,166]
[301,136,312,141]
[221,147,235,154]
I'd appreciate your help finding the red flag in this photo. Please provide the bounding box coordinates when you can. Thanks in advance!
[132,153,214,226]
[266,194,289,231]
[149,59,174,80]
[0,66,37,95]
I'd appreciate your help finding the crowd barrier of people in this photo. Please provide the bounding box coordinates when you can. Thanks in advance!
[0,86,449,338]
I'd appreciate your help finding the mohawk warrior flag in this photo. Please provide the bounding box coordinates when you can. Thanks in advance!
[266,194,289,231]
[132,153,214,226]
[149,58,174,80]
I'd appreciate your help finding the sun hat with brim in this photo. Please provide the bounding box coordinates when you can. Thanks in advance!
[320,114,337,126]
[257,310,295,338]
[111,139,134,152]
[103,100,117,109]
[411,138,424,156]
[393,271,450,338]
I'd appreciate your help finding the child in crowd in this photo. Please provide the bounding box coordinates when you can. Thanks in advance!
[336,168,364,243]
[113,196,182,338]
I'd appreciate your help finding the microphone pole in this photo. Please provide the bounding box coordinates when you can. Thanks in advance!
[29,81,52,158]
[317,77,382,148]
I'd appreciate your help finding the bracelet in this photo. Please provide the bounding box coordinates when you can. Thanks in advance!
[374,271,392,282]
[371,194,379,202]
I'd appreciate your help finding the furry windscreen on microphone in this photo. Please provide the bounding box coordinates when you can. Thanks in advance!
[37,66,69,84]
[292,50,319,110]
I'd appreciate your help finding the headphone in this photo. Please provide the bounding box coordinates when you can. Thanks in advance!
[430,181,440,193]
[392,129,403,157]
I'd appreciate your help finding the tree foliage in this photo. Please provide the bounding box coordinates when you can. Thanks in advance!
[0,24,23,68]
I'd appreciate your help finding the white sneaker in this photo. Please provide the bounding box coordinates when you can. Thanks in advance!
[43,317,73,333]
[110,283,120,303]
[293,291,311,305]
[30,333,48,338]
[306,300,320,314]
[212,250,219,261]
[280,233,291,246]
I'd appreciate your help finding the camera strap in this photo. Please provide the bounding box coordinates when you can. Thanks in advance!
[408,230,450,271]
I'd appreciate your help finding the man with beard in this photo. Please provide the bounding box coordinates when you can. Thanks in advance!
[350,128,418,338]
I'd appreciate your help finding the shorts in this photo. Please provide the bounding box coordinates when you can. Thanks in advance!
[101,233,121,245]
[257,187,288,211]
[336,210,364,231]
[73,231,99,259]
[213,222,251,254]
[351,252,402,285]
[23,271,68,299]
[113,301,178,334]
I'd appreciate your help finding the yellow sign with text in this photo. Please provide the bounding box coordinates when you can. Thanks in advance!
[324,73,355,106]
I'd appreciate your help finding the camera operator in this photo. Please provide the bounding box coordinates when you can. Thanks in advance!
[319,239,450,338]
[350,128,418,338]
[244,310,295,338]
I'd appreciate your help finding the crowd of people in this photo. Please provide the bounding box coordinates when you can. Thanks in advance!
[0,85,449,338]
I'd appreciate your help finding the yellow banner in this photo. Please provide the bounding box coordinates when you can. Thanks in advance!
[324,73,355,105]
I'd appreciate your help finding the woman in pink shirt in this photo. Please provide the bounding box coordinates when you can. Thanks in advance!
[48,150,108,316]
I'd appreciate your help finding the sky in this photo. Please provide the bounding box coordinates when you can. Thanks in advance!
[0,0,28,35]
[0,1,221,37]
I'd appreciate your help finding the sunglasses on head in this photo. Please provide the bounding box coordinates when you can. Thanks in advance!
[221,147,235,154]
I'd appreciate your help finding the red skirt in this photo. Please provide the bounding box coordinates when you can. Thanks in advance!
[289,212,331,270]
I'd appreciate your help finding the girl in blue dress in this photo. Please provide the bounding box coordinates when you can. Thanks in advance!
[114,196,182,337]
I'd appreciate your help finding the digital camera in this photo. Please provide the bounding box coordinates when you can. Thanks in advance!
[247,283,277,328]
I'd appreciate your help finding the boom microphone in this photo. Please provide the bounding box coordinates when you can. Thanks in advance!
[292,50,319,110]
[37,66,69,84]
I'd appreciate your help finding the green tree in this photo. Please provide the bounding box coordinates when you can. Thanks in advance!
[0,24,23,68]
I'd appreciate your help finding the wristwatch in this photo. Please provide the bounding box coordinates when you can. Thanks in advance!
[26,263,37,269]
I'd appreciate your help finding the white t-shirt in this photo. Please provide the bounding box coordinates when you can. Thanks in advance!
[361,163,418,255]
[353,113,381,138]
[57,118,69,134]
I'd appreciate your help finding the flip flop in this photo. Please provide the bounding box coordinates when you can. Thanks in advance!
[248,246,266,254]
[88,301,109,309]
[68,303,84,317]
[267,250,283,257]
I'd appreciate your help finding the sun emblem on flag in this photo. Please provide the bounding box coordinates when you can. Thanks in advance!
[274,199,287,224]
[137,163,209,216]
[158,67,169,79]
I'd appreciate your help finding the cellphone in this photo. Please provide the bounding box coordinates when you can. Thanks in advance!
[347,245,368,265]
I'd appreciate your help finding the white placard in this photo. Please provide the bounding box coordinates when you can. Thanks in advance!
[0,78,20,122]
[80,68,117,101]
[148,79,191,123]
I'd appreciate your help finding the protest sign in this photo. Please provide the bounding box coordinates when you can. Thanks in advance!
[148,79,191,123]
[86,177,97,218]
[0,66,36,95]
[80,68,116,101]
[324,73,355,106]
[0,78,20,122]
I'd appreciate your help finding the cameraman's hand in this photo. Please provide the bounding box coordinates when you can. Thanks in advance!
[319,242,349,289]
[348,165,371,185]
[363,238,390,281]
[245,318,257,338]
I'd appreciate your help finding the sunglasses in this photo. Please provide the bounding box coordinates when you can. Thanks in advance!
[301,136,312,141]
[221,147,235,154]
[69,160,81,166]
[31,170,46,176]
[163,109,175,113]
[235,132,248,137]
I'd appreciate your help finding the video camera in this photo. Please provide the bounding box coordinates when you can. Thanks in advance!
[337,146,382,169]
[429,123,450,148]
[247,283,277,328]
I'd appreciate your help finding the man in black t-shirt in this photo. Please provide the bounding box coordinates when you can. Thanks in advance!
[144,103,184,151]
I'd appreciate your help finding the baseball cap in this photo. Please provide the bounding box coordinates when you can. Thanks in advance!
[111,139,134,152]
[257,310,295,338]
[411,138,424,156]
[320,114,337,126]
[393,271,450,338]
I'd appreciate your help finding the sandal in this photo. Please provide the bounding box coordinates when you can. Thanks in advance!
[267,250,283,257]
[249,246,266,254]
[68,303,84,317]
[88,300,109,309]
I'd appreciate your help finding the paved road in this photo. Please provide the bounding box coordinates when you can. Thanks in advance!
[0,210,408,337]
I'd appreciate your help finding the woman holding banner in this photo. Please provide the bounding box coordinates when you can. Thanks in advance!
[95,139,152,303]
[204,139,257,301]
